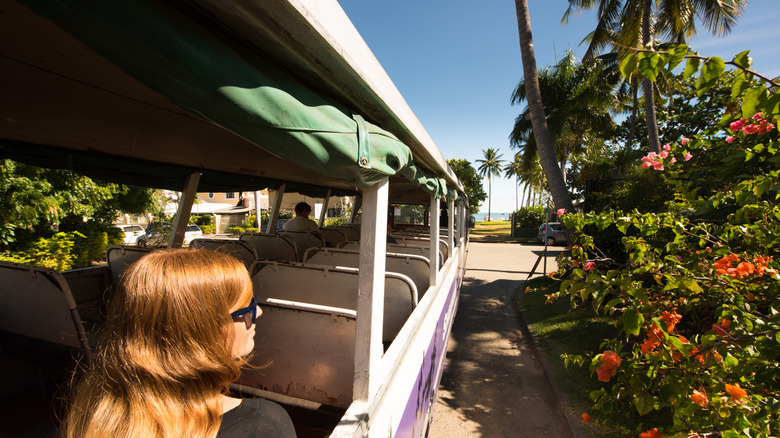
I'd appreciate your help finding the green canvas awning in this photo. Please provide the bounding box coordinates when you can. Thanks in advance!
[21,0,452,199]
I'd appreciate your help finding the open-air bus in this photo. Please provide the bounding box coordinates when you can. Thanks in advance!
[0,1,469,436]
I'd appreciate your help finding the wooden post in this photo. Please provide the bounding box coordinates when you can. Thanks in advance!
[318,189,331,228]
[353,178,388,400]
[267,184,285,234]
[448,198,455,258]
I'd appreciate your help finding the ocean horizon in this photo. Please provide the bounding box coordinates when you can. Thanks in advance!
[473,212,511,222]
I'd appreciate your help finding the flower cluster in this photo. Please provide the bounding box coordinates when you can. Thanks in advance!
[596,350,621,382]
[641,143,692,170]
[713,254,775,279]
[726,112,776,142]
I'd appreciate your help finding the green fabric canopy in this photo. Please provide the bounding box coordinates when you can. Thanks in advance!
[22,0,453,199]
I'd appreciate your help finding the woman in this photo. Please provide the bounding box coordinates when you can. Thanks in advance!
[61,249,296,437]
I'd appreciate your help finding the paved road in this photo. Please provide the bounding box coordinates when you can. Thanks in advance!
[429,241,577,438]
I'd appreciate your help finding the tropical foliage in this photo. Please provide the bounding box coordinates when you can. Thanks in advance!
[476,148,504,220]
[447,158,487,215]
[537,46,780,437]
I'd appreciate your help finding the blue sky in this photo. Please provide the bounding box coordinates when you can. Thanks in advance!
[338,0,780,213]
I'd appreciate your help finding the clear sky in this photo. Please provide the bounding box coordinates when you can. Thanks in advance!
[337,0,780,214]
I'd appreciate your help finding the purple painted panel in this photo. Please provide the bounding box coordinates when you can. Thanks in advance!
[395,279,459,437]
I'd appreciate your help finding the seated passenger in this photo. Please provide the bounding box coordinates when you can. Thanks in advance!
[60,249,296,438]
[283,202,320,234]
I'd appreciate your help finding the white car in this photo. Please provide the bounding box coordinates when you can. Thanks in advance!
[183,224,203,245]
[114,224,146,245]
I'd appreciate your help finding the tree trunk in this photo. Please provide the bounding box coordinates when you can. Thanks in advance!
[627,76,638,152]
[642,0,661,153]
[514,0,575,212]
[515,176,519,211]
[488,175,492,221]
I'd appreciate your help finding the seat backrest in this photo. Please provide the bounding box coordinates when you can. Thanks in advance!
[320,228,347,247]
[236,298,356,408]
[277,231,323,262]
[303,248,430,296]
[190,238,258,270]
[106,245,154,285]
[252,262,416,342]
[60,266,111,323]
[0,261,93,364]
[333,225,360,241]
[340,242,444,269]
[239,233,297,262]
[392,237,449,260]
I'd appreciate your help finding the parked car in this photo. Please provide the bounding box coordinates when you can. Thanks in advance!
[137,223,202,247]
[537,222,566,246]
[114,224,146,245]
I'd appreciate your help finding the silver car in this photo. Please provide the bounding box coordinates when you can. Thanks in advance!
[114,224,146,245]
[537,222,565,245]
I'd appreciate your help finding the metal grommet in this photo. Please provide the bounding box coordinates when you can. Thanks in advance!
[359,157,369,166]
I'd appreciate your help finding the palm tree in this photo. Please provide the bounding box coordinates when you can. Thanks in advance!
[504,153,525,212]
[514,0,575,213]
[510,51,620,182]
[476,148,504,222]
[563,0,747,153]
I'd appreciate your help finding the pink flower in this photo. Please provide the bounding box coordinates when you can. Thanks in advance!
[584,261,596,271]
[556,208,566,216]
[726,136,735,143]
[653,161,665,171]
[670,157,677,164]
[659,150,669,159]
[646,152,658,160]
[641,161,652,169]
[730,119,745,131]
[684,152,693,161]
[663,143,671,151]
[752,112,763,120]
[681,137,690,145]
[743,124,760,134]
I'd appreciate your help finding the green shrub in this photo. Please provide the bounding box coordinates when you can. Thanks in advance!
[199,224,216,235]
[326,218,345,226]
[244,227,258,233]
[514,206,546,228]
[226,226,244,235]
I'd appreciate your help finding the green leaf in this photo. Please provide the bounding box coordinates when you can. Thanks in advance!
[683,56,701,79]
[696,57,725,97]
[724,352,739,369]
[620,54,638,79]
[680,277,703,294]
[741,86,768,119]
[639,52,662,81]
[622,308,644,337]
[667,44,688,70]
[633,394,654,416]
[731,74,750,99]
[765,93,780,119]
[732,50,752,69]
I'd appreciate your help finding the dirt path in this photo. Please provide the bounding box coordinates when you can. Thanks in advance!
[429,241,580,438]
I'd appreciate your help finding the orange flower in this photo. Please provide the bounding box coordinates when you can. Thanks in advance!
[639,428,664,438]
[725,383,747,403]
[690,389,708,406]
[735,261,755,278]
[712,318,731,337]
[660,309,682,332]
[581,413,591,423]
[640,337,660,354]
[596,350,621,382]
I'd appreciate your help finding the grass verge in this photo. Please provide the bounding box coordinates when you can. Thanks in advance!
[520,276,669,437]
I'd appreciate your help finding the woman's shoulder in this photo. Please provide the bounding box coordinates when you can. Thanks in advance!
[218,398,296,438]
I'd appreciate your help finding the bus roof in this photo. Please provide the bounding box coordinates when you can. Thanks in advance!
[0,0,464,203]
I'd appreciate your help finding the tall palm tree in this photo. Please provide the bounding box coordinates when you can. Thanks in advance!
[563,0,747,153]
[510,51,620,182]
[504,153,525,212]
[514,0,575,213]
[476,148,504,222]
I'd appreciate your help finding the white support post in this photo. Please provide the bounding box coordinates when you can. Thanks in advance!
[353,178,388,401]
[429,196,440,287]
[267,184,285,234]
[318,189,331,228]
[169,172,200,248]
[254,190,262,229]
[448,198,455,257]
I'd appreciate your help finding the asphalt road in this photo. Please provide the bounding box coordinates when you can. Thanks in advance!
[429,241,582,438]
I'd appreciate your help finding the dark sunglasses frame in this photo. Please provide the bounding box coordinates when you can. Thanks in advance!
[230,296,258,324]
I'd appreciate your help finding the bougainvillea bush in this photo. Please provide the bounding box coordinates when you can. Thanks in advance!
[546,48,780,437]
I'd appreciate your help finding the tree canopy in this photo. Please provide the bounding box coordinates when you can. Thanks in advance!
[447,158,487,215]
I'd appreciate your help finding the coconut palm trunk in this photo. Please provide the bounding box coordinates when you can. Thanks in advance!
[642,0,661,153]
[514,0,575,212]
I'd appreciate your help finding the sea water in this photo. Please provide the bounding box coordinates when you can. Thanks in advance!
[473,212,511,222]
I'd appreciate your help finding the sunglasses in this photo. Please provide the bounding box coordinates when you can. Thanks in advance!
[230,296,258,325]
